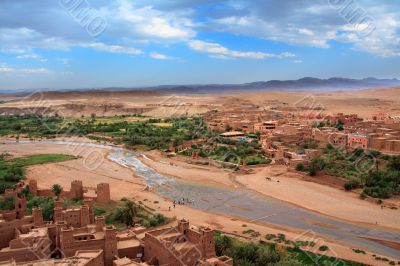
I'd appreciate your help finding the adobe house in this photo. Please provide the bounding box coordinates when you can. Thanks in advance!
[347,134,368,150]
[143,219,232,266]
[0,182,232,266]
[28,179,111,203]
[0,249,104,265]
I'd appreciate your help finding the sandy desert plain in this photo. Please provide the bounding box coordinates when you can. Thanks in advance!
[0,87,400,265]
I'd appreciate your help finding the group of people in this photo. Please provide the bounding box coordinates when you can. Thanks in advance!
[169,198,195,210]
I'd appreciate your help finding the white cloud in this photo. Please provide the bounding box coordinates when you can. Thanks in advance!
[279,52,296,58]
[84,42,143,55]
[106,0,196,41]
[0,27,144,56]
[150,52,175,60]
[0,27,74,53]
[0,62,13,72]
[0,1,399,60]
[294,60,303,64]
[188,40,295,60]
[16,53,47,62]
[299,28,314,36]
[337,16,400,57]
[0,62,51,74]
[205,3,400,57]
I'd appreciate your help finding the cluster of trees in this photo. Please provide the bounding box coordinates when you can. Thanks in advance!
[0,153,25,193]
[0,183,66,220]
[0,114,64,137]
[122,117,208,150]
[311,120,344,131]
[214,232,360,266]
[295,157,326,176]
[0,196,15,211]
[104,199,167,228]
[0,114,212,152]
[363,155,400,198]
[215,233,282,266]
[183,138,269,166]
[297,143,400,199]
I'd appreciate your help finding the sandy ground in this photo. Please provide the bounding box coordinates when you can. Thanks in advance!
[0,91,217,118]
[229,87,400,119]
[0,142,398,265]
[143,150,400,231]
[1,87,399,119]
[235,167,400,230]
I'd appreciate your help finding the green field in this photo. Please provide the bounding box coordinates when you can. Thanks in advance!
[9,154,77,167]
[0,153,77,193]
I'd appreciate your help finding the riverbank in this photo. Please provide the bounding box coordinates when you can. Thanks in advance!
[140,150,400,231]
[0,141,398,265]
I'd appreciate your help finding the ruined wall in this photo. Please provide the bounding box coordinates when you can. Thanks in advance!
[0,216,34,249]
[143,233,183,266]
[0,246,48,263]
[96,183,110,204]
[70,180,84,199]
[117,244,143,261]
[104,226,118,266]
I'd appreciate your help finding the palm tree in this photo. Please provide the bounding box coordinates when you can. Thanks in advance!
[51,184,63,199]
[215,235,232,256]
[122,200,137,226]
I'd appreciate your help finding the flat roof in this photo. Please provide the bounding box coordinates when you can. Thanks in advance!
[117,239,141,249]
[220,131,245,137]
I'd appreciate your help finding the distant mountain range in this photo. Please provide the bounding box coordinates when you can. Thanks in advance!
[1,77,400,95]
[151,77,400,94]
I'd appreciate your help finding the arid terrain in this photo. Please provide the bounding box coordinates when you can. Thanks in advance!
[0,140,397,266]
[1,87,400,119]
[1,86,400,265]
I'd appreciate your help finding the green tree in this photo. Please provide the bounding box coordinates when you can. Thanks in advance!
[308,157,326,176]
[111,200,138,226]
[295,163,305,171]
[334,120,344,131]
[215,234,232,256]
[0,196,15,211]
[4,165,24,182]
[27,197,54,221]
[51,184,63,199]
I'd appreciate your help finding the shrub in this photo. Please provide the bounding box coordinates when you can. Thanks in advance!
[344,179,360,191]
[4,165,24,182]
[149,213,166,227]
[295,163,305,171]
[319,245,329,251]
[94,207,106,216]
[27,197,54,221]
[0,196,15,211]
[246,156,271,165]
[0,182,14,194]
[51,184,63,198]
[359,192,367,199]
[352,248,366,254]
[309,168,317,176]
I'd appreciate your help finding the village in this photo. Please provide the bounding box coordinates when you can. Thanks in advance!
[0,180,232,266]
[203,106,400,167]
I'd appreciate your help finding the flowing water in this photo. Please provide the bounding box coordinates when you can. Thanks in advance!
[3,141,400,259]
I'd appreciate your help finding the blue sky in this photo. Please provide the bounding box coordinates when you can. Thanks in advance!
[0,0,399,90]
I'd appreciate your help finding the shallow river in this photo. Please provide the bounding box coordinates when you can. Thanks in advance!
[4,141,400,259]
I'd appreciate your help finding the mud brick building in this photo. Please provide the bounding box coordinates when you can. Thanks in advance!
[28,179,110,204]
[143,219,232,266]
[0,181,232,266]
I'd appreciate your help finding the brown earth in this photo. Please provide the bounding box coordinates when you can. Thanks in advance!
[141,150,400,231]
[1,87,399,119]
[0,141,397,265]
